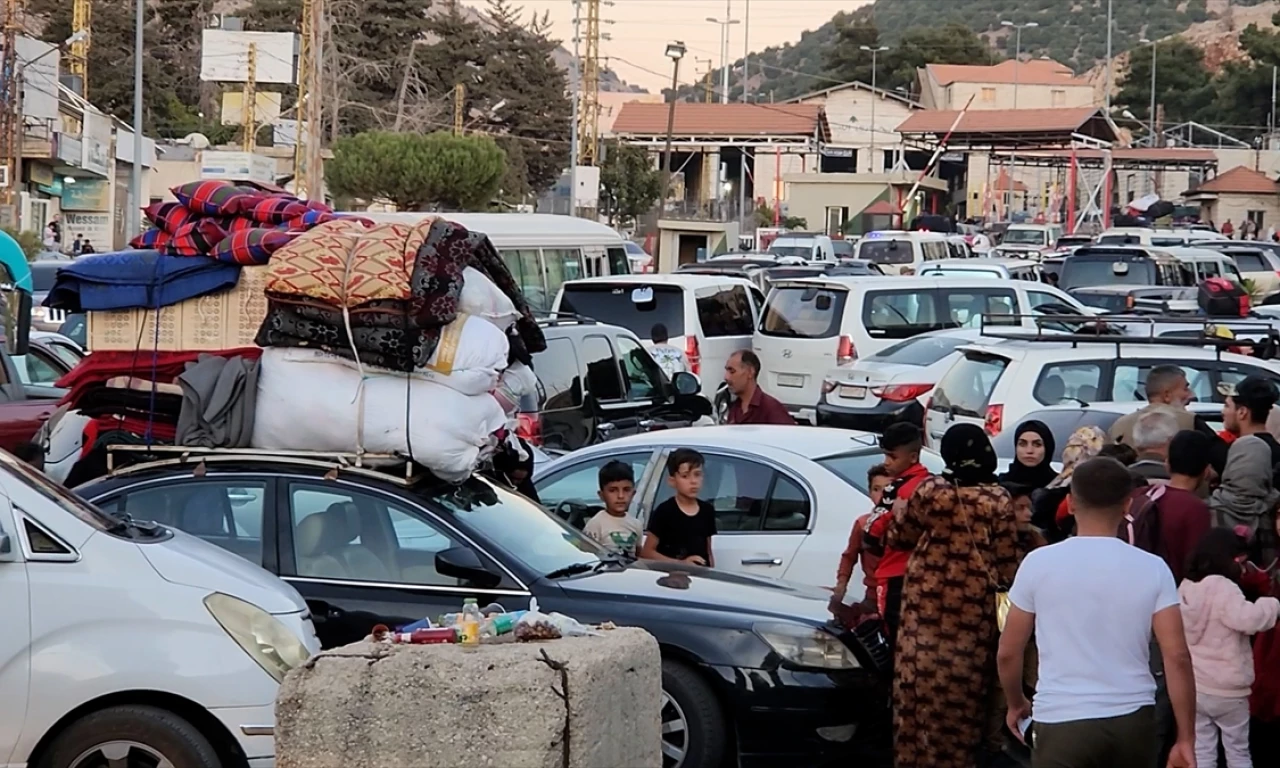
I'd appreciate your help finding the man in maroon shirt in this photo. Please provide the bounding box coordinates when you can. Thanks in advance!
[1129,429,1213,583]
[722,350,795,425]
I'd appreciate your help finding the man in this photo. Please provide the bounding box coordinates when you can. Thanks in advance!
[1216,375,1280,566]
[1222,375,1280,470]
[648,323,688,380]
[722,350,794,425]
[1129,409,1179,484]
[1134,430,1214,584]
[1110,366,1202,446]
[998,457,1196,768]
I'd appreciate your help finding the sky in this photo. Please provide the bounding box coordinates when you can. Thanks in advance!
[466,0,872,92]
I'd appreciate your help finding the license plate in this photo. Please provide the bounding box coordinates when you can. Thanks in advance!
[839,385,867,399]
[776,373,805,388]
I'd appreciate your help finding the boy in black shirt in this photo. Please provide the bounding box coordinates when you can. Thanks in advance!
[641,448,717,566]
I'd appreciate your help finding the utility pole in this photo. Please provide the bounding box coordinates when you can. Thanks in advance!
[696,58,713,103]
[660,41,687,211]
[294,0,325,200]
[740,0,749,234]
[1001,20,1037,216]
[861,45,889,173]
[706,3,739,104]
[0,0,23,226]
[453,83,465,136]
[129,0,143,236]
[569,0,580,214]
[577,0,611,167]
[242,43,258,152]
[1104,0,1113,113]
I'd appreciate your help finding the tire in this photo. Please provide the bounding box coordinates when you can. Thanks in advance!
[661,659,727,768]
[39,705,221,768]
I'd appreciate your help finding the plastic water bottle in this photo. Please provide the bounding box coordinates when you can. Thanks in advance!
[460,598,482,646]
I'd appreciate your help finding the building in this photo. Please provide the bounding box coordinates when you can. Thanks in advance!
[1183,166,1280,232]
[918,59,1097,112]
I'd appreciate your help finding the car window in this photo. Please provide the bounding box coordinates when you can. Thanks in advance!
[45,341,84,369]
[616,336,665,399]
[543,248,584,302]
[866,334,969,366]
[532,336,582,410]
[1233,252,1269,272]
[1034,362,1104,405]
[1114,363,1215,404]
[760,286,848,339]
[535,452,653,529]
[607,246,630,275]
[653,455,775,532]
[763,474,811,532]
[111,480,267,565]
[863,290,940,337]
[816,450,947,493]
[990,410,1125,462]
[24,349,65,386]
[931,354,1009,417]
[500,249,546,313]
[858,239,915,265]
[943,289,1016,327]
[1218,364,1280,404]
[288,482,467,586]
[581,335,624,402]
[1061,256,1157,290]
[558,284,685,338]
[696,286,754,337]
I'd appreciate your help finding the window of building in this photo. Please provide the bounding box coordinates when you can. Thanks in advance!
[1051,89,1066,107]
[981,87,996,103]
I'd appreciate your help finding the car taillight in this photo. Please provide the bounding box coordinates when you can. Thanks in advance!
[516,413,543,445]
[837,335,856,366]
[685,337,701,376]
[984,404,1005,436]
[873,383,932,402]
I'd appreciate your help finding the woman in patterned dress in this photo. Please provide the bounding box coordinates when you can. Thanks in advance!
[886,423,1023,768]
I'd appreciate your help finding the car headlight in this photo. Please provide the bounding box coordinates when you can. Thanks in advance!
[205,593,312,682]
[754,623,860,669]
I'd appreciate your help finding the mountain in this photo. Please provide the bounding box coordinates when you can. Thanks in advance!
[728,0,1273,103]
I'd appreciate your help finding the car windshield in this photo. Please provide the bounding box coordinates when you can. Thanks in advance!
[859,239,914,265]
[768,245,812,259]
[1,451,118,531]
[921,268,1001,279]
[558,284,685,337]
[832,241,855,257]
[1002,229,1048,246]
[816,450,946,493]
[931,353,1009,417]
[429,477,604,575]
[867,334,971,366]
[1060,257,1156,290]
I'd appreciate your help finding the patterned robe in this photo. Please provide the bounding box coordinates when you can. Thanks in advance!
[886,477,1023,768]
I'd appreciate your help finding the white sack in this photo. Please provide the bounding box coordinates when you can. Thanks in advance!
[492,361,538,415]
[45,409,92,486]
[252,348,507,482]
[460,267,520,331]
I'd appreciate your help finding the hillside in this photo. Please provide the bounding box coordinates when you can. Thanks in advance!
[734,0,1272,102]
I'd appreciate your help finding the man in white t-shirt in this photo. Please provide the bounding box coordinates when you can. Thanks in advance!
[997,457,1197,768]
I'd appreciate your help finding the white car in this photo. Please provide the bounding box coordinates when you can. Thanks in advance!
[918,258,1046,282]
[0,451,319,768]
[994,224,1063,261]
[532,425,945,598]
[925,336,1280,444]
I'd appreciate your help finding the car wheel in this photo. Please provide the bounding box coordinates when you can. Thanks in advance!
[661,659,727,768]
[40,705,221,768]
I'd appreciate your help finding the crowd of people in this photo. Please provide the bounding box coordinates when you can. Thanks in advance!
[835,364,1280,767]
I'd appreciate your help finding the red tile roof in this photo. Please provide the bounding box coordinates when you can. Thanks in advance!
[897,106,1102,135]
[611,102,828,139]
[927,60,1088,87]
[1187,165,1279,195]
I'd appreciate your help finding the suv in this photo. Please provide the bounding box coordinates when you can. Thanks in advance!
[994,224,1062,261]
[1193,242,1280,300]
[526,317,711,451]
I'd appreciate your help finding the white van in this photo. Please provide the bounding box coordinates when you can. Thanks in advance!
[1096,228,1229,248]
[1164,246,1246,284]
[0,451,319,768]
[357,212,632,313]
[853,231,951,275]
[753,276,1091,422]
[553,274,765,393]
[767,233,836,263]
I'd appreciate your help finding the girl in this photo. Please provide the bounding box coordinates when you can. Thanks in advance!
[1180,528,1280,768]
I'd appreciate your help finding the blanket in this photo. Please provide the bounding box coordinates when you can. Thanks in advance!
[43,250,242,312]
[175,354,260,448]
[264,219,432,307]
[255,296,440,371]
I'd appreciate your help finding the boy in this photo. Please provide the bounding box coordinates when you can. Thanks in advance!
[640,448,716,566]
[833,464,891,606]
[582,461,643,557]
[649,323,688,380]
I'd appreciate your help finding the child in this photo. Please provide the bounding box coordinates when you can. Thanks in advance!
[648,323,688,380]
[1179,528,1280,768]
[640,448,716,567]
[1004,482,1048,552]
[863,423,932,640]
[833,464,891,605]
[582,461,643,557]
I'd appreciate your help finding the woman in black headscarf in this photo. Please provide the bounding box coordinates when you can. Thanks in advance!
[998,419,1057,490]
[885,424,1024,768]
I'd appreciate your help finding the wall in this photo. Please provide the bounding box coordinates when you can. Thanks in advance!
[798,86,916,172]
[1206,192,1280,231]
[754,151,811,214]
[784,173,945,235]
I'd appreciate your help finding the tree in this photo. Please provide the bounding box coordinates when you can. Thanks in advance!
[326,131,507,211]
[823,18,884,87]
[1116,38,1214,131]
[599,141,661,227]
[825,21,992,95]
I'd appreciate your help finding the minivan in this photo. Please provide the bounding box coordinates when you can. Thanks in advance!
[753,276,1091,423]
[853,231,951,275]
[553,274,765,394]
[1058,246,1188,292]
[767,233,836,262]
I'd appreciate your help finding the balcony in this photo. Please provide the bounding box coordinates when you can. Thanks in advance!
[660,198,746,224]
[21,118,56,159]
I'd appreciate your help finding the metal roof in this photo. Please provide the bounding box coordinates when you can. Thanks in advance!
[897,107,1117,150]
[611,102,831,143]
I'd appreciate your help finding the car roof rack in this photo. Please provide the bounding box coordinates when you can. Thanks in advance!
[977,313,1280,359]
[103,445,431,487]
[535,311,599,327]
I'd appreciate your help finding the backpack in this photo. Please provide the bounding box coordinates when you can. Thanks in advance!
[1119,485,1166,559]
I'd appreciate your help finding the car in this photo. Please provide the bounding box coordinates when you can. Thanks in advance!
[623,240,653,273]
[56,312,86,347]
[753,275,1092,423]
[553,274,765,397]
[1058,245,1189,292]
[1192,242,1280,299]
[524,316,711,451]
[924,334,1280,444]
[534,425,945,593]
[20,330,85,388]
[816,329,987,433]
[78,448,897,768]
[853,231,951,276]
[832,239,856,259]
[990,402,1227,462]
[4,448,319,768]
[1069,285,1200,315]
[767,233,836,263]
[29,260,68,332]
[1095,227,1226,247]
[1050,234,1094,254]
[993,224,1063,261]
[917,258,1046,282]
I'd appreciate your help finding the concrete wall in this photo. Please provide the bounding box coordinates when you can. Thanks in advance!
[1201,192,1280,231]
[797,86,915,172]
[784,172,947,235]
[931,81,1095,111]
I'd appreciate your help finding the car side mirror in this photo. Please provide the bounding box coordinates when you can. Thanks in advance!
[435,546,502,589]
[671,371,700,396]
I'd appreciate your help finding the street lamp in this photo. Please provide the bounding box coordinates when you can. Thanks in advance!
[860,45,890,172]
[1139,37,1158,147]
[705,15,741,105]
[130,0,144,239]
[660,41,687,210]
[1001,20,1038,216]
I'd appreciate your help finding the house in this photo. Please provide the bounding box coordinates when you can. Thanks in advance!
[918,59,1097,112]
[1183,165,1280,233]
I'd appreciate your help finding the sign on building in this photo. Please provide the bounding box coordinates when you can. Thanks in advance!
[200,30,297,84]
[61,179,112,211]
[82,109,113,177]
[200,151,277,183]
[63,211,112,250]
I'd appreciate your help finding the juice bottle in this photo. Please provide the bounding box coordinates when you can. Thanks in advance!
[460,598,482,646]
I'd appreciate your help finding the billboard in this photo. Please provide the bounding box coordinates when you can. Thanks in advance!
[220,91,284,125]
[200,151,277,183]
[62,179,112,211]
[17,36,59,120]
[82,109,112,177]
[201,30,297,84]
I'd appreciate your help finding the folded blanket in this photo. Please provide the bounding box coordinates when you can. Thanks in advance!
[57,348,263,408]
[176,354,259,448]
[255,298,431,371]
[265,219,431,307]
[43,250,241,312]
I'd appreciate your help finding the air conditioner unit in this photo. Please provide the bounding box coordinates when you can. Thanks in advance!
[0,166,10,188]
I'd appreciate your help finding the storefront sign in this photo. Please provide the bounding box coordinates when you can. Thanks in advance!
[27,164,54,187]
[61,179,111,211]
[58,135,82,167]
[62,211,112,250]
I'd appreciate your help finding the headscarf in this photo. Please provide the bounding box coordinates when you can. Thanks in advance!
[940,423,999,486]
[999,419,1058,490]
[1210,435,1280,539]
[1045,426,1107,490]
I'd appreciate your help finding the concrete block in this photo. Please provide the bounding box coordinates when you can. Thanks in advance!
[276,628,662,768]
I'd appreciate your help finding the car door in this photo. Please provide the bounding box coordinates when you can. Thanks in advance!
[534,335,590,451]
[0,495,29,765]
[581,334,648,440]
[278,479,529,649]
[648,450,808,578]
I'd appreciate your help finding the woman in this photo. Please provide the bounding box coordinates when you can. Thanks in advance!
[1210,436,1280,565]
[886,424,1022,768]
[1034,425,1107,541]
[998,420,1057,490]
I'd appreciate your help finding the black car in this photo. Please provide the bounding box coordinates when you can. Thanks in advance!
[529,316,711,450]
[77,451,891,768]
